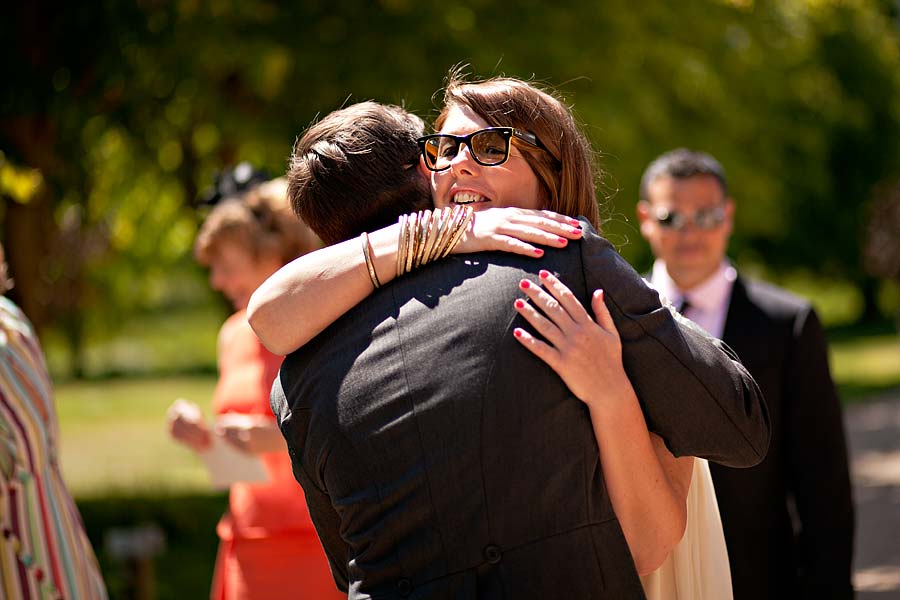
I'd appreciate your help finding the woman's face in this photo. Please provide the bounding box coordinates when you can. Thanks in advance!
[208,240,282,312]
[430,105,544,212]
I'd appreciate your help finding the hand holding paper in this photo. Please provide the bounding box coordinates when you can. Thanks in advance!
[216,414,288,455]
[167,402,269,490]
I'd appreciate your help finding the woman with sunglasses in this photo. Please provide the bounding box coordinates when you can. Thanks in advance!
[250,75,745,598]
[431,74,733,600]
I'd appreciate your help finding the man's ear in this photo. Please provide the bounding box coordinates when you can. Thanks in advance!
[636,201,653,239]
[723,197,736,235]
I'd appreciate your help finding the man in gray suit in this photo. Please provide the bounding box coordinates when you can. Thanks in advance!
[270,103,769,599]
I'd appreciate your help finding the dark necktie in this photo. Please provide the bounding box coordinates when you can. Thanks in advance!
[677,297,691,316]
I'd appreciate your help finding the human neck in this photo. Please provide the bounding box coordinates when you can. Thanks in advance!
[666,264,720,293]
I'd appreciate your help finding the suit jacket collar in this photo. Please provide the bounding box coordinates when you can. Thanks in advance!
[720,276,766,367]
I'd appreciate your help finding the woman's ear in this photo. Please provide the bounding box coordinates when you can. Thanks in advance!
[416,156,429,180]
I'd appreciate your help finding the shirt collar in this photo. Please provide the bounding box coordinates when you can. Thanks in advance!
[650,259,736,314]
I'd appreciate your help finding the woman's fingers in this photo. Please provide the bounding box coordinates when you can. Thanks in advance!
[539,209,583,227]
[498,214,583,243]
[591,289,617,335]
[488,236,547,258]
[535,270,594,327]
[517,278,577,330]
[512,326,562,371]
[459,208,583,257]
[513,295,567,348]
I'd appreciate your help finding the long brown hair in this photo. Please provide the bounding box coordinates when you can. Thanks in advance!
[435,71,601,229]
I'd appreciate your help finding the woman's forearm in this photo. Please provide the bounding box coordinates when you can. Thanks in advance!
[248,208,580,355]
[248,222,402,355]
[586,384,693,575]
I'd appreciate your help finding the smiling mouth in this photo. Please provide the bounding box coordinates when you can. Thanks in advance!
[452,192,490,205]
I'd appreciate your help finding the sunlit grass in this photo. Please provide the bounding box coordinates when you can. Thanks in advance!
[52,333,900,498]
[830,334,900,401]
[56,375,218,498]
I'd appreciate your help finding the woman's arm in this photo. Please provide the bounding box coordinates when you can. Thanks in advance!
[217,417,287,455]
[248,208,584,355]
[166,399,212,452]
[513,271,693,575]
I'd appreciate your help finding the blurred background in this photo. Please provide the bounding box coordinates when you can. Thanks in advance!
[1,1,899,598]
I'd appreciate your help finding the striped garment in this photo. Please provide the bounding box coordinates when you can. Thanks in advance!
[0,296,107,599]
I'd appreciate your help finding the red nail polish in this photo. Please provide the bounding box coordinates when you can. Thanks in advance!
[533,248,544,256]
[514,299,525,309]
[567,217,580,226]
[520,280,531,289]
[514,328,523,338]
[557,237,568,245]
[571,226,583,234]
[539,270,550,279]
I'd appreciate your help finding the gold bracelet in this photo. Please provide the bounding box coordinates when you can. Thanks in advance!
[396,214,409,278]
[441,206,474,258]
[422,209,441,264]
[420,210,440,266]
[417,209,438,268]
[427,207,451,263]
[393,206,473,276]
[361,232,381,289]
[404,211,418,274]
[412,209,430,269]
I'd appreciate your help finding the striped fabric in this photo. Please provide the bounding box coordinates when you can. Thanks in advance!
[0,296,107,599]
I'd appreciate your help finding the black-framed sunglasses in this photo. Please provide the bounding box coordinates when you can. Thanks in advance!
[417,127,555,172]
[648,204,728,231]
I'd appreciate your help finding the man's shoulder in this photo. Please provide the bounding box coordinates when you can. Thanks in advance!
[739,276,812,317]
[734,277,821,340]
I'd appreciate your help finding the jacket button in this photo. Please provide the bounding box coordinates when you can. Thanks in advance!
[397,578,412,597]
[483,544,502,564]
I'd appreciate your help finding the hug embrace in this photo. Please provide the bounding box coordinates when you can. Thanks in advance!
[248,70,771,600]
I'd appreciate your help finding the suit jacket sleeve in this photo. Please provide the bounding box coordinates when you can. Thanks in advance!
[271,374,350,592]
[784,308,854,597]
[578,220,770,467]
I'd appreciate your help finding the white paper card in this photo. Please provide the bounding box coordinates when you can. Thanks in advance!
[198,418,269,490]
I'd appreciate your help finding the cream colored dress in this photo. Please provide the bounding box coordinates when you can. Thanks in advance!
[640,458,733,600]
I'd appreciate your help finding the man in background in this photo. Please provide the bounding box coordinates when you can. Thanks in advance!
[637,148,855,599]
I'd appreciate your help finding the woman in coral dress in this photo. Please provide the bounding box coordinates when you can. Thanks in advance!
[167,171,343,600]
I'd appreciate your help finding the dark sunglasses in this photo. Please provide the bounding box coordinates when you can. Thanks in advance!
[417,127,556,172]
[649,204,728,231]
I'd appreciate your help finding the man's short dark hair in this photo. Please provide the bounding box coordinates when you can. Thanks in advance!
[287,102,432,245]
[639,148,729,200]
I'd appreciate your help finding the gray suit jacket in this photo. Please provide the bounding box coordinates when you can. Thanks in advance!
[272,221,769,599]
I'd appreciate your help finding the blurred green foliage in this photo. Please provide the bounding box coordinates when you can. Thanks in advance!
[1,0,899,377]
[77,492,227,600]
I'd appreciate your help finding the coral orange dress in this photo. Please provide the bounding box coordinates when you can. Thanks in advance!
[210,311,344,600]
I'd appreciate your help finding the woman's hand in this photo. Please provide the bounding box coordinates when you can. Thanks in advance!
[512,269,631,406]
[453,208,584,258]
[216,415,286,455]
[512,270,692,573]
[166,399,212,452]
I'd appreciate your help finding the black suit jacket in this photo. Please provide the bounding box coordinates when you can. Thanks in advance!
[712,276,854,600]
[273,222,769,599]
